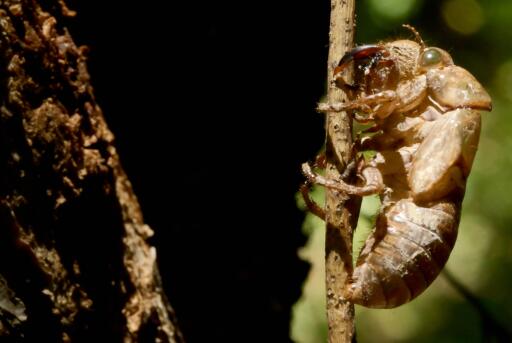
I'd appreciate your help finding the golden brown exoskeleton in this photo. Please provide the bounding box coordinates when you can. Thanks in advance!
[302,28,492,308]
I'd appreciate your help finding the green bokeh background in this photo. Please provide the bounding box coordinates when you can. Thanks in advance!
[291,0,512,341]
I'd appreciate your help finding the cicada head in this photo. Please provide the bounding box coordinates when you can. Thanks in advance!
[333,26,429,95]
[383,39,422,79]
[333,39,423,96]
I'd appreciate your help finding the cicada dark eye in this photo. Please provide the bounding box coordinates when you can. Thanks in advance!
[420,48,442,67]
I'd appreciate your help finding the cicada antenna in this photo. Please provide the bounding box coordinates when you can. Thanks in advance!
[402,24,425,48]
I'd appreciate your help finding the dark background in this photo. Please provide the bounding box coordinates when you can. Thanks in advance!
[61,0,512,342]
[65,1,328,342]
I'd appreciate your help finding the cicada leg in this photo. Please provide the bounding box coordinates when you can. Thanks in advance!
[302,162,384,196]
[317,90,398,121]
[300,153,359,219]
[299,182,325,220]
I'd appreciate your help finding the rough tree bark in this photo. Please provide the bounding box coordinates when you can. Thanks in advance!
[324,0,357,342]
[0,1,183,341]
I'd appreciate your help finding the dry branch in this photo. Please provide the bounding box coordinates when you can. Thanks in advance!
[0,1,183,341]
[324,0,357,342]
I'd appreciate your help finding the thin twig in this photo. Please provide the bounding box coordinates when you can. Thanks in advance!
[324,0,357,342]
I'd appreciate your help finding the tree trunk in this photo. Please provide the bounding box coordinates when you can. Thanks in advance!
[0,1,183,341]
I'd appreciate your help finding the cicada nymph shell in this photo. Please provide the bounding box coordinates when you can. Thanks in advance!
[303,28,491,308]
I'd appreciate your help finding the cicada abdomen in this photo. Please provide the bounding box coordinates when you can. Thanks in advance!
[346,199,459,308]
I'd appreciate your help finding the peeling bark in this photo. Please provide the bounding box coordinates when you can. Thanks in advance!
[0,1,183,341]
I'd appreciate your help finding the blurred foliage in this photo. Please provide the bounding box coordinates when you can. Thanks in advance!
[292,0,512,342]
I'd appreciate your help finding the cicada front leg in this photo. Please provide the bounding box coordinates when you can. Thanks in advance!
[317,90,399,122]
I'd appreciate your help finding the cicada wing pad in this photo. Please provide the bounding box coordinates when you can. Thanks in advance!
[409,109,481,202]
[427,66,492,111]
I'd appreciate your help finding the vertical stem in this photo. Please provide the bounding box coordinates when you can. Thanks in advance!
[324,0,356,342]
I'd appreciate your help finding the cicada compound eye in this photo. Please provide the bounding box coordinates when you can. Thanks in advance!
[420,48,442,67]
[418,47,454,72]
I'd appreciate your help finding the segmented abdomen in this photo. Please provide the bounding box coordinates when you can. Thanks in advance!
[345,199,459,308]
